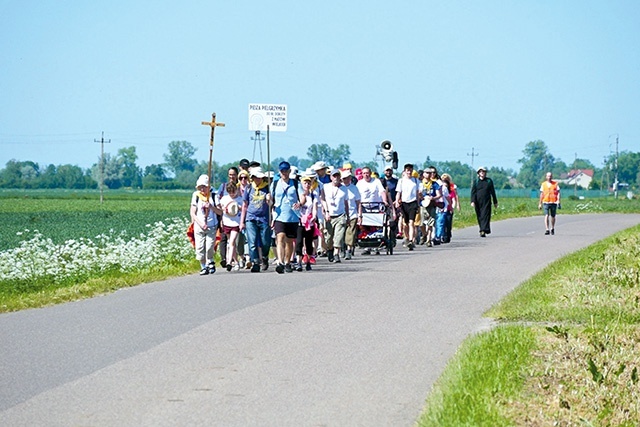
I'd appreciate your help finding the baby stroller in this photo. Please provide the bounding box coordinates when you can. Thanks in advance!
[357,202,395,255]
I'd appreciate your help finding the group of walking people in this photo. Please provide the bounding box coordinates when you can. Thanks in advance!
[189,156,558,276]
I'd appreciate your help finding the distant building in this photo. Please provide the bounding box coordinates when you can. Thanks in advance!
[559,169,594,189]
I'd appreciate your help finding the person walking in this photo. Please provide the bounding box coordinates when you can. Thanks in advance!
[342,169,362,260]
[357,166,388,255]
[217,166,239,268]
[538,171,561,235]
[240,167,272,272]
[470,166,498,237]
[271,161,302,273]
[219,182,243,271]
[394,163,421,250]
[322,168,349,263]
[294,170,319,271]
[190,174,223,275]
[441,173,460,243]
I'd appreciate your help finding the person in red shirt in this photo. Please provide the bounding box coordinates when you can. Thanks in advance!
[538,172,561,235]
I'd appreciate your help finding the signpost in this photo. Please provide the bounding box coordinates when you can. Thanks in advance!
[248,103,287,185]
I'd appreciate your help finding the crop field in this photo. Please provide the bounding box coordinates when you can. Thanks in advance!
[0,189,191,251]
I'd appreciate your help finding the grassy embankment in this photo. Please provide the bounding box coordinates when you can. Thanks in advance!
[418,205,640,425]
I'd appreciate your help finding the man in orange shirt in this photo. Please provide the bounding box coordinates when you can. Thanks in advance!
[538,172,561,235]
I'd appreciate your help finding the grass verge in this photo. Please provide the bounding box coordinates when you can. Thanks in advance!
[417,224,640,426]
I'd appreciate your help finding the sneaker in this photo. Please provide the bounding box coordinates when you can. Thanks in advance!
[284,263,293,273]
[334,255,341,263]
[199,267,209,276]
[480,231,486,237]
[226,264,232,272]
[251,263,261,273]
[302,254,309,264]
[328,252,335,263]
[232,264,240,271]
[220,259,227,268]
[305,263,312,271]
[408,242,414,251]
[275,263,285,274]
[207,262,216,274]
[433,239,441,246]
[427,241,433,247]
[309,256,316,265]
[238,258,246,269]
[551,229,555,235]
[295,262,303,272]
[245,260,252,270]
[262,258,269,271]
[362,248,371,255]
[345,252,352,260]
[545,230,550,235]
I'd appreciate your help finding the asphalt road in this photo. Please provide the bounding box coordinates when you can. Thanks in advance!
[1,213,639,426]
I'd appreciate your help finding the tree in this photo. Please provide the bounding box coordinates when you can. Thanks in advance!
[616,151,640,188]
[306,143,351,168]
[517,140,556,189]
[163,140,197,177]
[117,146,142,188]
[91,153,124,189]
[56,164,88,189]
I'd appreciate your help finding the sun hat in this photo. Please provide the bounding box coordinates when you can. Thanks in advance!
[312,161,328,170]
[384,166,393,171]
[330,168,341,176]
[196,174,209,188]
[342,162,353,170]
[250,167,266,179]
[301,168,317,180]
[279,161,291,171]
[290,165,299,179]
[477,166,487,173]
[249,160,261,168]
[341,169,352,179]
[226,201,239,216]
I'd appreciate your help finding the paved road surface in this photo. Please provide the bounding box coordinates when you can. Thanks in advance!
[1,214,639,426]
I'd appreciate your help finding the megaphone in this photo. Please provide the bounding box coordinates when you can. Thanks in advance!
[380,140,394,162]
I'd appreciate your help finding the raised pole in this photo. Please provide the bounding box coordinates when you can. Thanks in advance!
[201,113,225,192]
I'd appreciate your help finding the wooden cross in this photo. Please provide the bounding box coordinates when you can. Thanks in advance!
[201,113,225,191]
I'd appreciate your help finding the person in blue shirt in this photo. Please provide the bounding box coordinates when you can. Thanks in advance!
[271,161,303,273]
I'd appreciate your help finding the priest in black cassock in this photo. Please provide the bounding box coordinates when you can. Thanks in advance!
[470,166,498,237]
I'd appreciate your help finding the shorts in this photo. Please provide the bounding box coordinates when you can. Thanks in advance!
[400,200,418,223]
[273,220,298,239]
[222,225,240,235]
[543,203,557,217]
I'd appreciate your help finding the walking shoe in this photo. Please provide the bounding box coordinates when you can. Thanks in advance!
[275,263,285,274]
[262,258,269,271]
[295,262,303,272]
[545,230,550,235]
[238,258,246,269]
[199,267,209,276]
[207,262,216,274]
[408,242,414,251]
[345,252,352,260]
[302,254,309,264]
[245,260,252,270]
[232,264,240,271]
[334,255,341,263]
[309,256,316,265]
[328,252,335,263]
[427,241,433,247]
[226,264,232,272]
[433,239,441,246]
[305,262,312,271]
[220,259,227,268]
[551,229,555,235]
[284,263,293,273]
[251,263,261,273]
[480,231,486,237]
[362,248,371,255]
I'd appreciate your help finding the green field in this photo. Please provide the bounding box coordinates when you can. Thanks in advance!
[0,189,192,251]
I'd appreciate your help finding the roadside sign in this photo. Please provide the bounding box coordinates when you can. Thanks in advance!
[248,104,287,132]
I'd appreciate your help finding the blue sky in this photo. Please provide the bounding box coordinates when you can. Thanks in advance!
[1,1,638,173]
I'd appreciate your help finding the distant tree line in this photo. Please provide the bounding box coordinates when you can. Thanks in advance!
[1,140,638,191]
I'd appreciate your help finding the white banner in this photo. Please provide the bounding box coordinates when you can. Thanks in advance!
[248,103,287,132]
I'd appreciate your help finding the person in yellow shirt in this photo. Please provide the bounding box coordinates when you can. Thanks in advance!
[538,172,561,235]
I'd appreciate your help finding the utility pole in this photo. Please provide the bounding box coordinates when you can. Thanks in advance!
[94,131,110,204]
[467,147,479,187]
[614,135,619,198]
[573,152,577,197]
